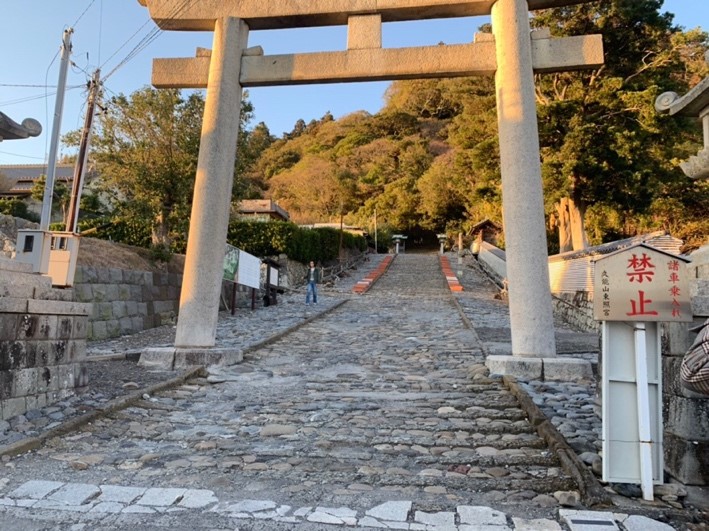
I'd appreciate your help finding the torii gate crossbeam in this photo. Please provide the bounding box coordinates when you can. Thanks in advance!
[137,0,603,376]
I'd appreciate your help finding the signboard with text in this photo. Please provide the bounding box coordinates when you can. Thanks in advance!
[593,244,692,322]
[223,244,261,289]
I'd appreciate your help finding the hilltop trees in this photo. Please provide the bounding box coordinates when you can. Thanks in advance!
[252,1,707,252]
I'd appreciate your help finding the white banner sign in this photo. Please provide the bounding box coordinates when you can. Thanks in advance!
[238,250,261,289]
[223,244,261,289]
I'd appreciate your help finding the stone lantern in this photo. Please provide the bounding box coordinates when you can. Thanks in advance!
[437,233,447,255]
[392,234,407,255]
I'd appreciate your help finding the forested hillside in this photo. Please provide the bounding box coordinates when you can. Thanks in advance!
[244,1,708,252]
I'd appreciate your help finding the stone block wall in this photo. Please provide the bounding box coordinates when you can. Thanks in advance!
[661,245,709,486]
[72,266,182,341]
[551,292,599,333]
[0,258,90,421]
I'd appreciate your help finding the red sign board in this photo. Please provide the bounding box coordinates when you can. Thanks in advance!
[593,244,692,322]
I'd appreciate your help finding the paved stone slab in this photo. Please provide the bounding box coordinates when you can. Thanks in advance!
[366,501,412,522]
[9,481,64,500]
[560,510,619,531]
[122,504,156,513]
[33,499,93,512]
[97,485,146,504]
[414,510,455,527]
[458,505,507,525]
[178,489,219,509]
[225,499,277,513]
[135,487,186,507]
[460,526,511,531]
[48,483,100,505]
[89,501,125,514]
[512,517,562,530]
[621,515,675,531]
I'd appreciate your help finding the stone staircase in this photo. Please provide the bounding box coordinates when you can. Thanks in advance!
[0,257,91,421]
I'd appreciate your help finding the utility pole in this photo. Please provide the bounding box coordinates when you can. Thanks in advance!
[66,69,101,233]
[40,28,73,231]
[374,208,378,253]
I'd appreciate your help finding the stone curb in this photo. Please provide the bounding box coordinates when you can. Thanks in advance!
[502,375,613,509]
[0,366,204,459]
[85,352,142,362]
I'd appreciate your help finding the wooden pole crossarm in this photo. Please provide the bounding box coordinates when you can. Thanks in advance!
[152,34,603,89]
[138,0,596,31]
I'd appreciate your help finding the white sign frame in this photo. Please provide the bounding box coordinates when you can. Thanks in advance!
[237,250,261,289]
[602,320,663,499]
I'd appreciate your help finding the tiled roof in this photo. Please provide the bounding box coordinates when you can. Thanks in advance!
[0,164,75,196]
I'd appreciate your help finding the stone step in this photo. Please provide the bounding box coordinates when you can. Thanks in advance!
[0,256,33,273]
[0,267,53,291]
[231,467,576,495]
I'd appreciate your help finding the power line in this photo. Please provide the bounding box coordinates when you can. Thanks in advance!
[0,86,83,107]
[0,83,68,88]
[101,0,199,82]
[71,0,97,28]
[0,150,47,161]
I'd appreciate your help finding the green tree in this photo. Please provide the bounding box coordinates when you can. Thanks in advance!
[72,87,257,254]
[30,174,69,225]
[534,0,709,250]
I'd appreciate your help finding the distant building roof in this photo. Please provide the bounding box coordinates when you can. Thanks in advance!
[469,219,501,234]
[548,231,683,262]
[0,164,75,197]
[237,199,289,221]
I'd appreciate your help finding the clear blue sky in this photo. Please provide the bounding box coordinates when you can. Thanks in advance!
[0,0,706,165]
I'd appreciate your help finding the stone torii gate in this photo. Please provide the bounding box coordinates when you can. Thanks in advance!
[138,0,603,371]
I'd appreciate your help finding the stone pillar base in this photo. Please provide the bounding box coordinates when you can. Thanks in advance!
[486,355,593,381]
[139,347,243,370]
[486,355,543,380]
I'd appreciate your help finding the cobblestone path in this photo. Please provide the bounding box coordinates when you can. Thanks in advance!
[0,254,687,530]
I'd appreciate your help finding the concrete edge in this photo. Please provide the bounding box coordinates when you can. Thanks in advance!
[0,366,204,459]
[84,352,142,363]
[502,375,613,508]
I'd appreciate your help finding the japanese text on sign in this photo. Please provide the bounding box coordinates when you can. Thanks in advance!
[593,245,691,322]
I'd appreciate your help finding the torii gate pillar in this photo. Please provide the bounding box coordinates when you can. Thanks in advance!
[175,17,248,348]
[140,0,603,367]
[491,0,556,360]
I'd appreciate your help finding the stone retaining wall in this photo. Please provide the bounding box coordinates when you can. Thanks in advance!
[551,292,598,333]
[662,245,709,485]
[72,266,182,341]
[0,258,90,421]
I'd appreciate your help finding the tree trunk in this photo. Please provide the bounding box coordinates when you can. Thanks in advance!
[556,198,573,253]
[568,196,589,251]
[555,196,589,253]
[151,210,171,249]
